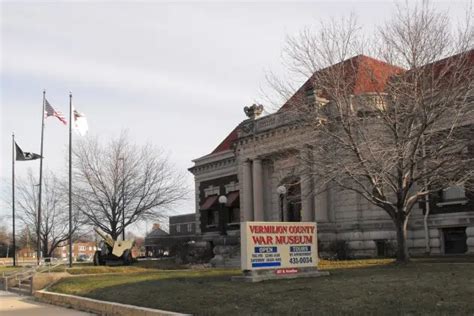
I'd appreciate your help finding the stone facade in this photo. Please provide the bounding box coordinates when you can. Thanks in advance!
[189,54,474,259]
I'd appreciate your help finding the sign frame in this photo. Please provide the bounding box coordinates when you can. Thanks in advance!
[240,221,318,272]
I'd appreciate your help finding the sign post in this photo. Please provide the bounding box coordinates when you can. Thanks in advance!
[233,221,329,282]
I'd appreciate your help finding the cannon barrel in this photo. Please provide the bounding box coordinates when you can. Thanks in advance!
[94,227,115,248]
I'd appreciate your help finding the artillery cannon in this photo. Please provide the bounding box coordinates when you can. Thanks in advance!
[93,228,134,266]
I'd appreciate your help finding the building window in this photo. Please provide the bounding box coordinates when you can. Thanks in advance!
[79,246,86,251]
[437,185,468,206]
[287,181,302,222]
[187,223,192,232]
[229,208,240,224]
[207,210,219,226]
[443,186,466,201]
[176,225,181,233]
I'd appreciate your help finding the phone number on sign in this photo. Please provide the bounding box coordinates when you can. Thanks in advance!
[289,257,313,264]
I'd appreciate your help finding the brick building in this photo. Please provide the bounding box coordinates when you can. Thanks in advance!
[16,246,36,260]
[53,241,97,261]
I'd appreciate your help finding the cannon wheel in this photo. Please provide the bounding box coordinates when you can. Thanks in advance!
[93,250,104,266]
[122,249,132,266]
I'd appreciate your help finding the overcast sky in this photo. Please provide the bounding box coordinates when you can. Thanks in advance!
[0,0,468,235]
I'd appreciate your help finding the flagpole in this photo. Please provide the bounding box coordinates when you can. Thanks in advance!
[37,90,46,265]
[68,92,73,268]
[12,133,16,267]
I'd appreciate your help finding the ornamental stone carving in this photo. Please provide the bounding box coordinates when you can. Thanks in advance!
[244,104,264,120]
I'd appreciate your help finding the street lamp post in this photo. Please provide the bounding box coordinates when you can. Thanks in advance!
[32,184,40,262]
[218,195,228,236]
[277,186,287,222]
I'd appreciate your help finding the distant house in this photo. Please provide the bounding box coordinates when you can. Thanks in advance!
[53,241,97,261]
[17,246,36,260]
[144,215,198,257]
[144,224,169,257]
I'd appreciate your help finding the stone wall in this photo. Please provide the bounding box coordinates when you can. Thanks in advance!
[35,290,185,316]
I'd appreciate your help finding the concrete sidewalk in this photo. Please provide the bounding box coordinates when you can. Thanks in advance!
[0,290,94,316]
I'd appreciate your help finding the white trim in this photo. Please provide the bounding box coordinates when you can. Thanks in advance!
[436,200,468,207]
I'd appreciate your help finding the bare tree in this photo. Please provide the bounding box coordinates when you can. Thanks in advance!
[15,170,81,258]
[72,132,187,240]
[0,225,11,258]
[268,1,473,262]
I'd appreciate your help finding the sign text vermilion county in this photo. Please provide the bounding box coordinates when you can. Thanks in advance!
[249,224,315,245]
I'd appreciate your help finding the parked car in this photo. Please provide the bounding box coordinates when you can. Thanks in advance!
[76,254,91,262]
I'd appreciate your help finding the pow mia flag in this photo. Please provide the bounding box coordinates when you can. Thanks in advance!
[15,143,42,161]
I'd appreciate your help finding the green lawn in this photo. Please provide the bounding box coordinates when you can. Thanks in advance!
[0,266,23,275]
[48,259,474,315]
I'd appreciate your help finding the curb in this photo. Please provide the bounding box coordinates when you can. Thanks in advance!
[34,290,189,316]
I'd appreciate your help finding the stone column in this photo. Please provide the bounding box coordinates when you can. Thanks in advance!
[301,173,314,222]
[314,183,329,222]
[252,158,264,221]
[242,160,254,222]
[195,181,201,234]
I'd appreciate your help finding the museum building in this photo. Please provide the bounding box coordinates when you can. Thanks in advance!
[189,51,474,260]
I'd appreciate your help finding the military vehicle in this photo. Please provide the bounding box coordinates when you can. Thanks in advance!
[93,228,135,266]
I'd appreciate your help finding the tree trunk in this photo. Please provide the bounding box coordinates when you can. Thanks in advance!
[395,215,409,263]
[110,231,118,241]
[42,238,49,259]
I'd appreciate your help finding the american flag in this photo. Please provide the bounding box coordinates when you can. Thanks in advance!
[45,99,67,125]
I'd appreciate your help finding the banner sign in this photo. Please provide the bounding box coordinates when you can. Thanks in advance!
[240,222,318,271]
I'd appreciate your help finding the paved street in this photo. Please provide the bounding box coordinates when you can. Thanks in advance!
[0,291,94,316]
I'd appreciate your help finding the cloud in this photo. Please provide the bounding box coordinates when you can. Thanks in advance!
[2,48,248,104]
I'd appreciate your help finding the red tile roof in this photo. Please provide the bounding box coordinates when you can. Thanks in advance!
[210,126,239,154]
[209,51,473,155]
[279,55,405,111]
[210,55,404,154]
[410,49,474,86]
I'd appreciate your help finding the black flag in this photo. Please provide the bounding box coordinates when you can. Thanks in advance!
[15,143,42,161]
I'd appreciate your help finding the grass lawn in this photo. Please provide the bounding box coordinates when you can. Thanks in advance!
[49,259,474,315]
[0,266,23,275]
[46,258,187,275]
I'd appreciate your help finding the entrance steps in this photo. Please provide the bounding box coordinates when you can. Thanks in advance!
[4,268,35,296]
[3,260,62,296]
[9,277,32,295]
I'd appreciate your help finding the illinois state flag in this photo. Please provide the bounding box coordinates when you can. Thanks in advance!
[73,108,88,136]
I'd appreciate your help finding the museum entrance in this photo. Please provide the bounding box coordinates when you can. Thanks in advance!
[286,180,301,222]
[443,227,467,254]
